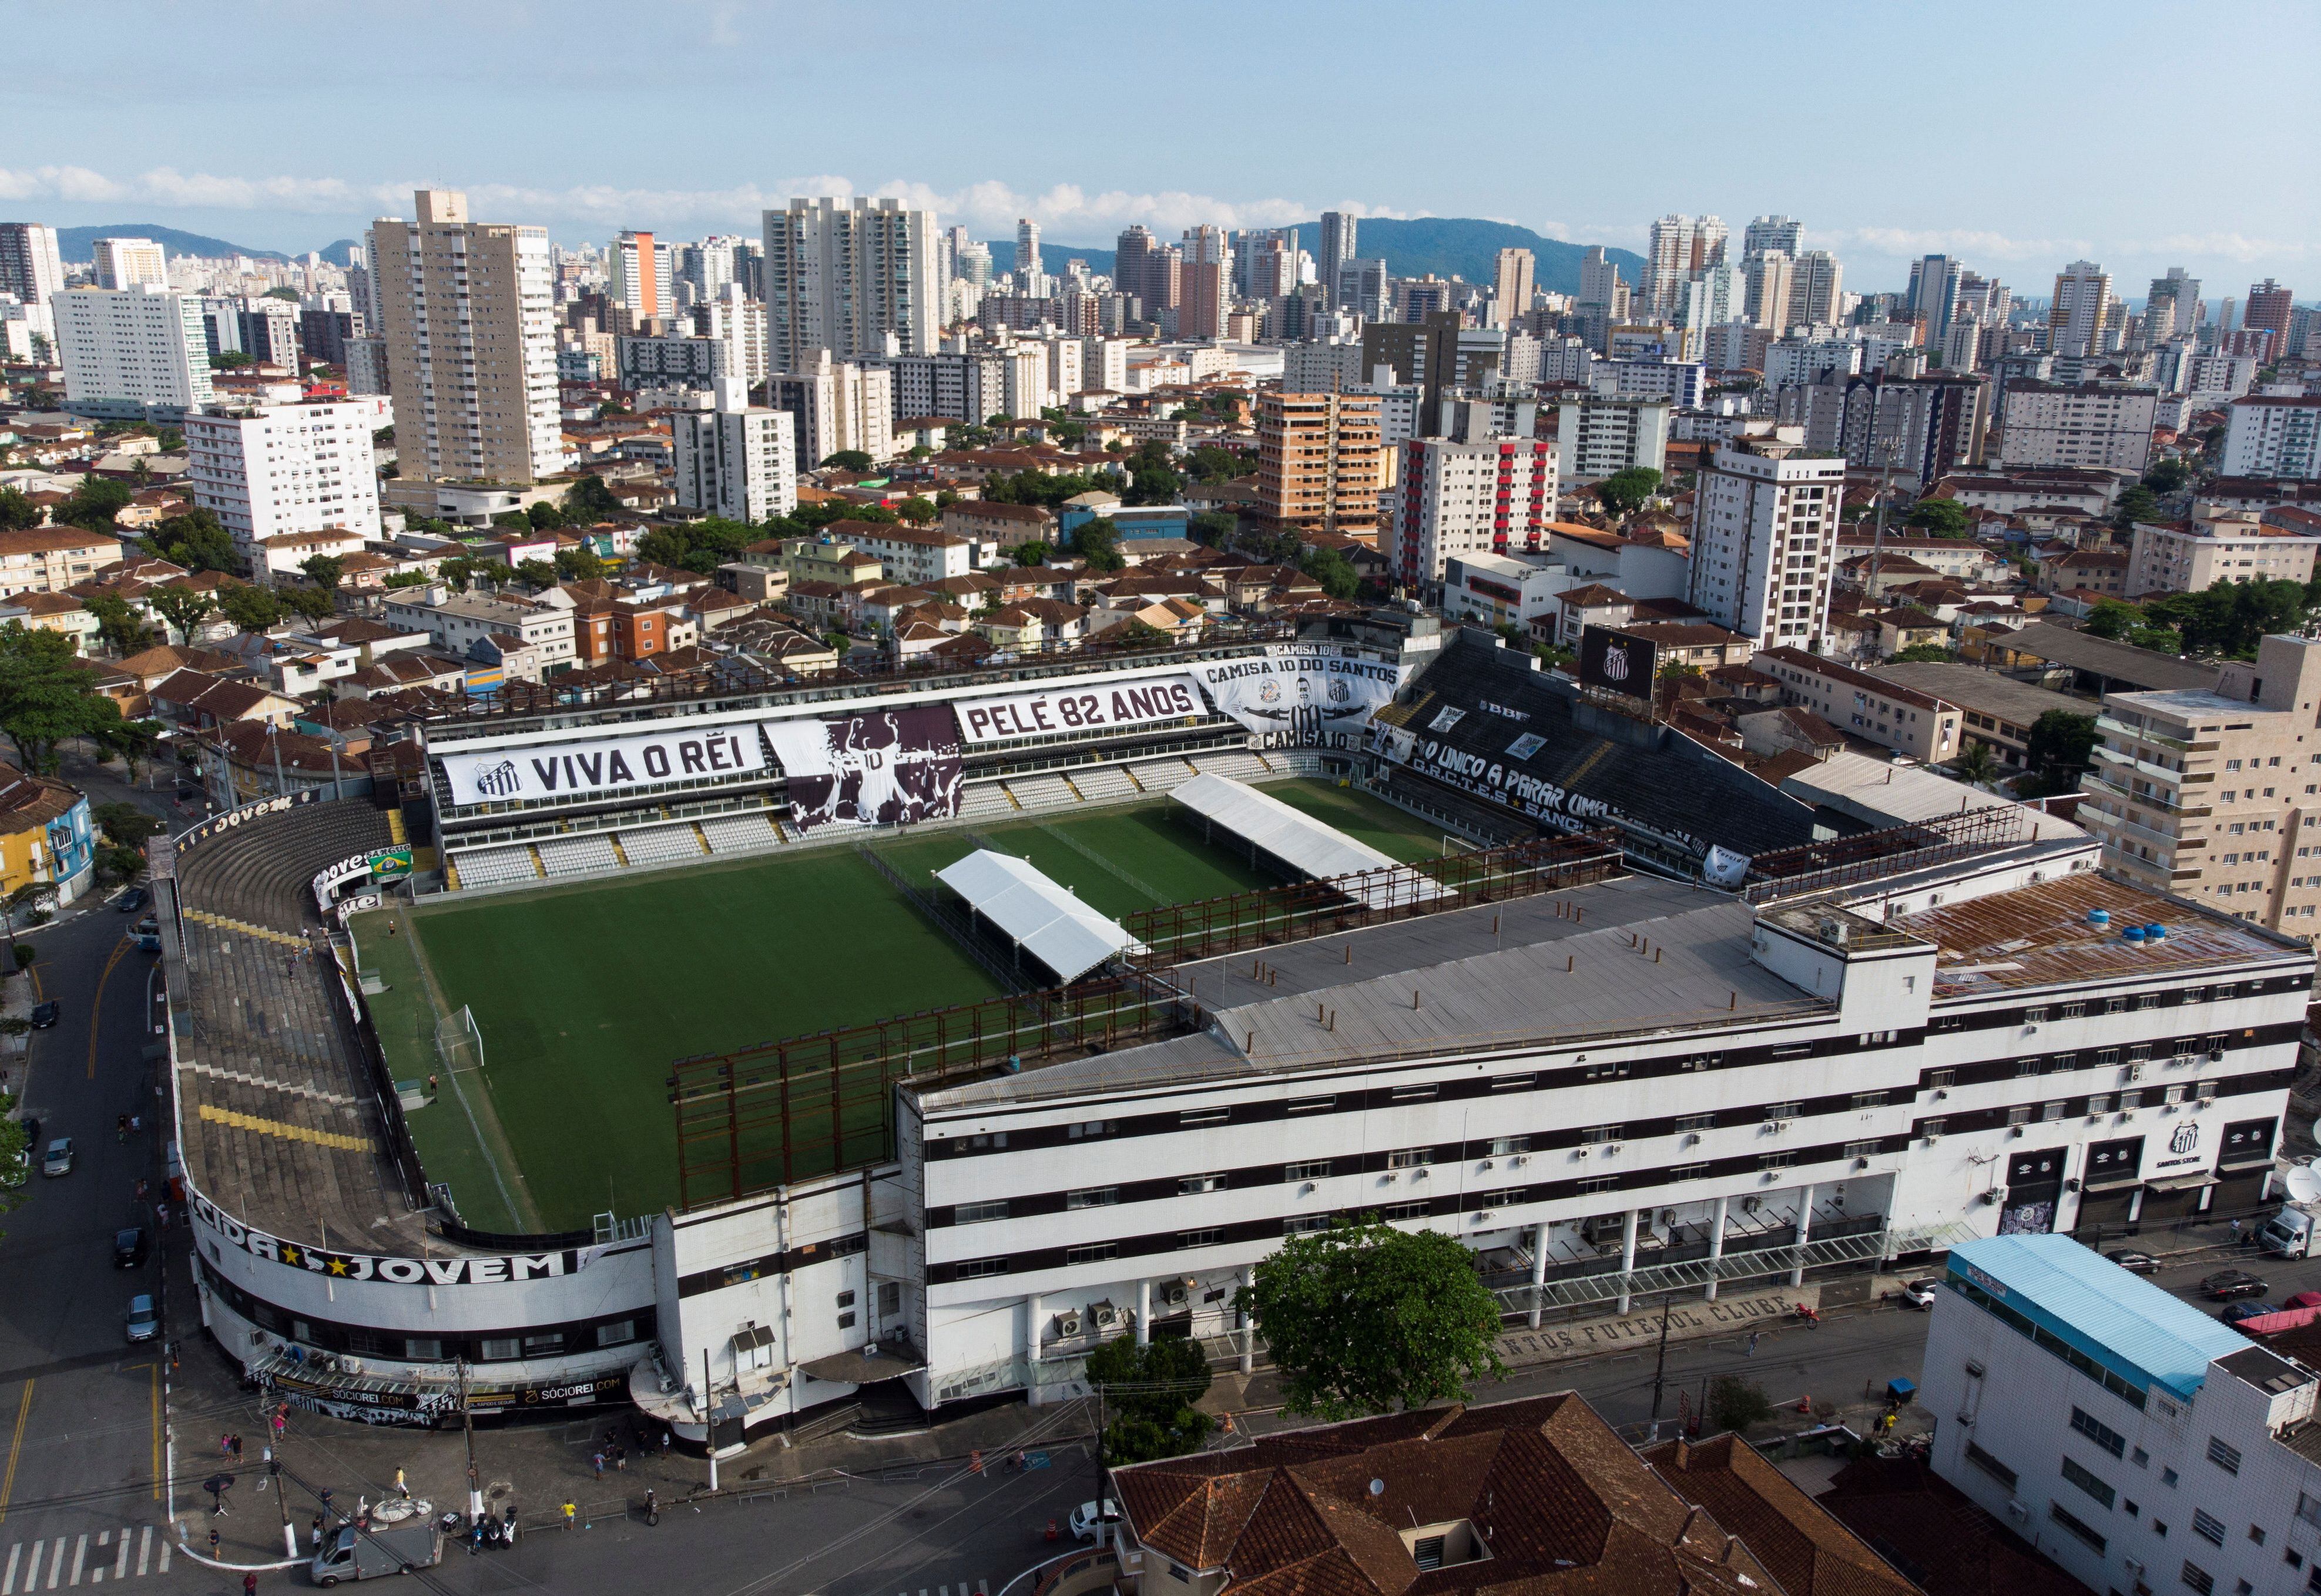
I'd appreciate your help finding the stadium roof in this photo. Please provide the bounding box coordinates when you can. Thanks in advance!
[934,849,1144,984]
[1169,773,1448,909]
[1947,1234,2248,1402]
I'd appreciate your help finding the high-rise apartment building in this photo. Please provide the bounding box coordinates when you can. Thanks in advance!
[2244,278,2295,359]
[1391,429,1558,586]
[2221,393,2321,481]
[2147,267,2202,344]
[1905,254,1963,340]
[1997,380,2156,473]
[0,223,65,307]
[1319,212,1356,309]
[1490,248,1535,329]
[769,351,894,472]
[1554,394,1672,481]
[2048,260,2112,357]
[1743,251,1794,331]
[182,399,384,567]
[1256,391,1382,539]
[1180,260,1227,340]
[1789,250,1844,327]
[1644,214,1723,320]
[1740,215,1801,259]
[1687,435,1845,650]
[762,197,941,369]
[366,188,562,488]
[609,231,673,322]
[1578,246,1622,312]
[53,285,214,411]
[1114,225,1158,313]
[1014,218,1044,294]
[2078,633,2321,932]
[91,237,168,291]
[672,377,798,523]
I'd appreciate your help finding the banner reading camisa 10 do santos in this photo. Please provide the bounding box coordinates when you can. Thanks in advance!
[1189,646,1409,748]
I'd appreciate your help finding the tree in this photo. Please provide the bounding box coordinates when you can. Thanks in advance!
[2145,457,2192,494]
[821,450,875,473]
[514,557,558,590]
[526,501,567,530]
[1189,510,1237,547]
[1903,496,1972,537]
[96,715,161,782]
[554,546,605,582]
[56,478,132,533]
[489,510,531,530]
[1299,546,1359,601]
[282,584,336,623]
[561,475,622,523]
[1889,643,1957,663]
[1125,459,1181,506]
[0,1093,24,1237]
[0,624,126,771]
[2114,485,2161,528]
[219,584,285,634]
[1238,1219,1507,1420]
[263,286,300,302]
[1593,466,1663,517]
[1084,1335,1214,1464]
[300,554,345,593]
[94,801,163,852]
[144,509,239,573]
[1075,517,1125,573]
[80,593,153,657]
[0,488,39,532]
[895,496,937,526]
[1107,617,1172,649]
[2024,710,2100,796]
[1011,540,1051,567]
[210,350,255,371]
[1953,738,2000,789]
[148,586,216,643]
[1706,1376,1774,1436]
[2083,599,2144,640]
[821,630,851,658]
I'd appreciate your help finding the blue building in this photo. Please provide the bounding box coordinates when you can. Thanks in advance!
[1059,498,1190,545]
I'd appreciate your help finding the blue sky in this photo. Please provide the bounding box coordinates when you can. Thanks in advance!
[5,0,2314,297]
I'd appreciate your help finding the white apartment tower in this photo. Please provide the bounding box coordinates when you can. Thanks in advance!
[1644,215,1723,320]
[2222,394,2321,480]
[769,352,894,472]
[762,197,941,369]
[2049,261,2113,358]
[0,224,65,307]
[1490,248,1535,330]
[53,285,214,411]
[1741,215,1801,258]
[91,237,168,291]
[183,401,385,567]
[1391,432,1558,587]
[1789,250,1844,327]
[1014,217,1045,295]
[672,378,798,523]
[1554,394,1672,480]
[366,189,562,487]
[1688,434,1845,650]
[609,231,673,322]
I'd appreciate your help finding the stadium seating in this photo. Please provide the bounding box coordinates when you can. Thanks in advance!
[1131,757,1197,792]
[177,797,395,934]
[1188,750,1271,782]
[618,824,709,865]
[535,834,620,877]
[451,845,544,887]
[1068,764,1139,802]
[1003,773,1076,811]
[958,782,1017,819]
[699,812,784,854]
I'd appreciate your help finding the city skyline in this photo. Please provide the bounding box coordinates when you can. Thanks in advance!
[1,0,2313,292]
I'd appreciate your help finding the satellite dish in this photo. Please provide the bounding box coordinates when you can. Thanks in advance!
[2286,1166,2321,1205]
[1369,1480,1385,1497]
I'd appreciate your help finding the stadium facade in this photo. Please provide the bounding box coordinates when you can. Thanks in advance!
[156,619,2312,1441]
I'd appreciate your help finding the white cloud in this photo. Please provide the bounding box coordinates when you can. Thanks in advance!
[1822,226,2095,263]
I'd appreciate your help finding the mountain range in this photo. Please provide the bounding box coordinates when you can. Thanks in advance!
[54,225,362,266]
[993,217,1646,298]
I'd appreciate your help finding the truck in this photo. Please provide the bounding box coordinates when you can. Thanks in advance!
[2253,1165,2321,1258]
[308,1523,442,1585]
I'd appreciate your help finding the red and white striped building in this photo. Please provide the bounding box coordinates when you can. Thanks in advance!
[1390,434,1558,589]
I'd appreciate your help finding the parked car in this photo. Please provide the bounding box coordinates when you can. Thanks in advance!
[113,1227,147,1268]
[2104,1249,2160,1275]
[2285,1291,2321,1311]
[2201,1268,2271,1301]
[123,1294,159,1343]
[27,1002,58,1029]
[1069,1499,1121,1543]
[1897,1279,1941,1309]
[116,888,147,915]
[17,1117,36,1149]
[132,916,158,938]
[39,1138,72,1177]
[2222,1301,2278,1325]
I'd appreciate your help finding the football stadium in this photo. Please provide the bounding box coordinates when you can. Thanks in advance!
[153,613,2310,1439]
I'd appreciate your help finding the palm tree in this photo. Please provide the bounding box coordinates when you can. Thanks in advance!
[1954,740,2000,789]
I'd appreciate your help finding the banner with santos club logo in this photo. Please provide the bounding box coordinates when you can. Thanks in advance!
[1188,646,1408,748]
[440,723,768,805]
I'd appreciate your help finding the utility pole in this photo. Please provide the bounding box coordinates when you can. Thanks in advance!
[703,1347,718,1493]
[1648,1293,1675,1426]
[269,1442,294,1557]
[459,1358,482,1524]
[1862,439,1903,619]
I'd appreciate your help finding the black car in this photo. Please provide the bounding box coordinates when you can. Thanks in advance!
[2106,1249,2160,1275]
[17,1117,36,1148]
[116,888,148,915]
[2202,1268,2271,1301]
[27,1002,58,1029]
[112,1227,147,1268]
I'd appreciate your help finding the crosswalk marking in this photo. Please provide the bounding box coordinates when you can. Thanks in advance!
[45,1536,59,1591]
[4,1541,18,1595]
[67,1537,82,1587]
[134,1530,147,1580]
[0,1530,177,1591]
[151,1542,163,1577]
[14,1539,31,1595]
[110,1533,123,1582]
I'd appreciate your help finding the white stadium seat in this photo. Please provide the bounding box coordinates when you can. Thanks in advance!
[619,825,707,865]
[535,834,620,876]
[453,845,541,886]
[700,812,784,854]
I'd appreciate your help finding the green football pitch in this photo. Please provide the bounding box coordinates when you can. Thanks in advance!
[353,781,1447,1232]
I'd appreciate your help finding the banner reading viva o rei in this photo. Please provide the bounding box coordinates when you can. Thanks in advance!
[440,723,766,805]
[1192,646,1407,748]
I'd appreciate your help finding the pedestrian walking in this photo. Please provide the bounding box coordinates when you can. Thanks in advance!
[644,1489,658,1527]
[310,1516,324,1553]
[1746,1331,1761,1358]
[244,1573,259,1596]
[427,1074,438,1099]
[394,1467,408,1499]
[590,1451,605,1480]
[231,1434,244,1460]
[208,1529,220,1558]
[612,1443,626,1472]
[659,1429,671,1458]
[561,1500,576,1532]
[2232,1218,2245,1244]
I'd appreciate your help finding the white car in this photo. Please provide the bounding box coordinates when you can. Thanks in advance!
[1069,1500,1120,1543]
[1898,1278,1940,1309]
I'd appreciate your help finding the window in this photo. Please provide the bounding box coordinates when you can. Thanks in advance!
[1927,1069,1956,1090]
[1844,1139,1881,1159]
[955,1257,1008,1279]
[1583,1059,1630,1080]
[1284,1215,1331,1235]
[1852,1091,1888,1110]
[2007,1105,2034,1126]
[1580,1124,1621,1145]
[478,1337,521,1361]
[1066,1187,1118,1209]
[404,1336,444,1360]
[1966,1442,2018,1489]
[1765,1101,1801,1121]
[1670,1161,1709,1180]
[1286,1160,1331,1181]
[837,1311,857,1330]
[1180,1173,1229,1194]
[1287,1094,1335,1114]
[1180,1228,1221,1248]
[1675,1113,1716,1134]
[1390,1084,1438,1102]
[2043,1101,2067,1122]
[2208,1437,2242,1475]
[1381,1201,1429,1221]
[2017,1057,2041,1078]
[2062,1456,2117,1508]
[2163,1466,2180,1486]
[2048,1501,2107,1553]
[2182,1560,2214,1594]
[1481,1188,1524,1208]
[1577,1175,1618,1194]
[2024,1006,2050,1024]
[956,1199,1008,1224]
[1413,1537,1445,1572]
[1488,1136,1531,1156]
[2133,1447,2149,1468]
[1067,1121,1116,1140]
[2088,1094,2112,1115]
[1922,1118,1946,1139]
[1179,1108,1229,1127]
[1065,1242,1118,1265]
[1490,1073,1534,1091]
[1759,1152,1796,1171]
[2296,1492,2321,1529]
[2193,1509,2228,1546]
[965,1131,1008,1150]
[1387,1148,1434,1169]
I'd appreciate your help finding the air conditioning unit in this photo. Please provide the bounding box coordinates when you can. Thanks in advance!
[1766,1120,1792,1134]
[1090,1300,1123,1332]
[2004,1500,2029,1524]
[1162,1280,1192,1311]
[2122,1559,2145,1577]
[1924,1132,1941,1144]
[1300,1181,1317,1194]
[1510,1155,1527,1167]
[2124,1062,2144,1082]
[1575,1147,1590,1160]
[1956,1410,1974,1425]
[1984,1187,2008,1205]
[2209,1049,2226,1062]
[1479,1159,1494,1170]
[341,1358,364,1375]
[1053,1311,1084,1339]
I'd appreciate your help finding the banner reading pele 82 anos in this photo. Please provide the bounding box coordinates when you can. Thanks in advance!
[951,673,1206,744]
[440,723,767,805]
[1190,646,1408,748]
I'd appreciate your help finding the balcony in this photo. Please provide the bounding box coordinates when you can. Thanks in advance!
[2092,744,2190,786]
[2081,773,2209,818]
